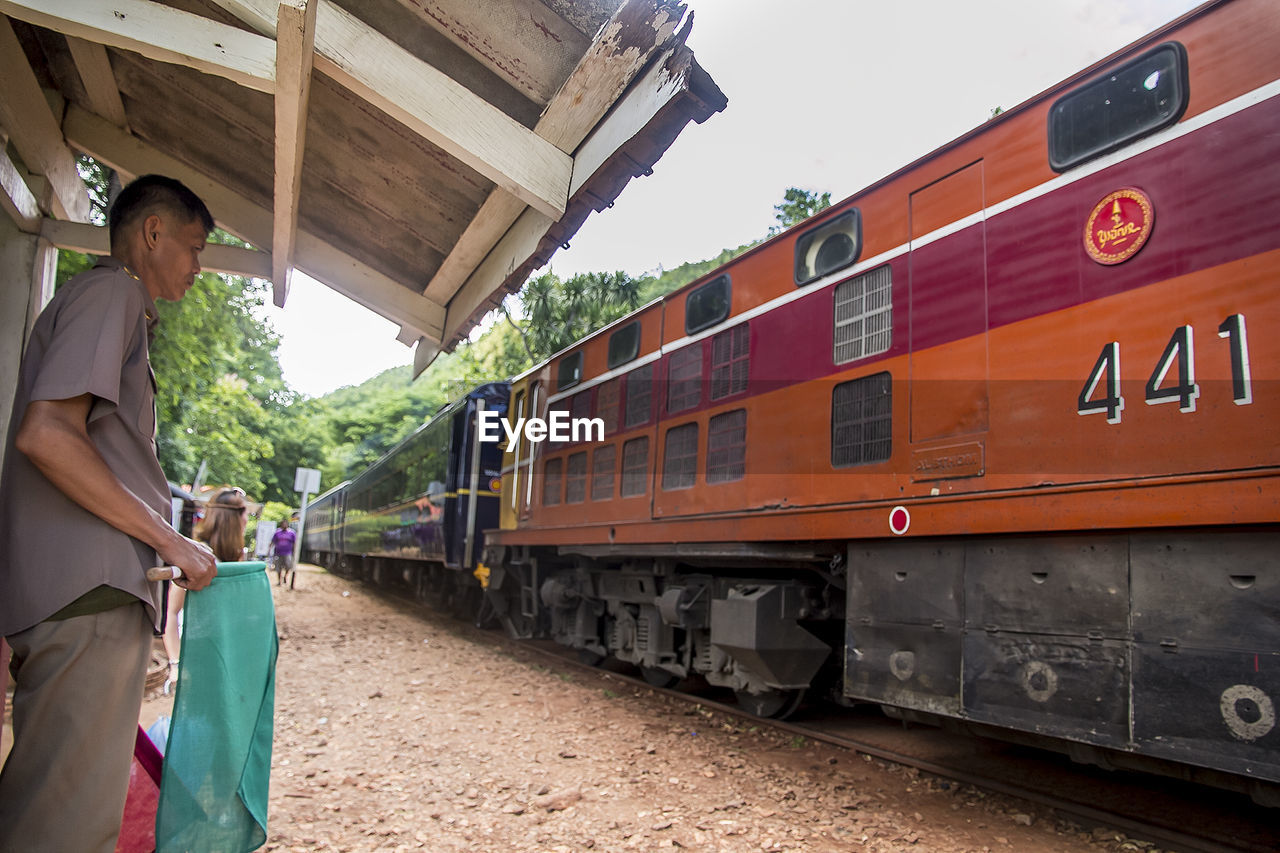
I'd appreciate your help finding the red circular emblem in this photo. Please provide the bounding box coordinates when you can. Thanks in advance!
[1084,187,1154,265]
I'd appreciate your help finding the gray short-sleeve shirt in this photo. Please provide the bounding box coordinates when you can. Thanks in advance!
[0,257,169,635]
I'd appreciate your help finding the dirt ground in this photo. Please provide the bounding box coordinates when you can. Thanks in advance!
[0,565,1133,853]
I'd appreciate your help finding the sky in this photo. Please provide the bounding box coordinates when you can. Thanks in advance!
[266,0,1204,398]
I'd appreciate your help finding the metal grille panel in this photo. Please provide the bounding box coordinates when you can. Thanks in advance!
[565,451,588,503]
[834,265,893,364]
[832,372,892,467]
[591,445,616,501]
[662,423,699,490]
[706,409,746,483]
[711,323,750,399]
[621,437,649,497]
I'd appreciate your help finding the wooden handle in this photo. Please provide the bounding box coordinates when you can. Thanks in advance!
[147,566,183,582]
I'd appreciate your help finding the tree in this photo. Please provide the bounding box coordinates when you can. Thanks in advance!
[771,187,832,233]
[513,269,645,360]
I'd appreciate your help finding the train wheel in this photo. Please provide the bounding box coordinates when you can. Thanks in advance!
[577,649,605,667]
[735,688,805,720]
[641,666,680,688]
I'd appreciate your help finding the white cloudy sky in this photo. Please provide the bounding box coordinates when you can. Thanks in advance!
[266,0,1203,397]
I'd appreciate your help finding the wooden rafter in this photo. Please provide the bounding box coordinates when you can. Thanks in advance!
[209,0,572,219]
[40,219,273,279]
[0,148,42,233]
[439,40,712,349]
[64,35,129,129]
[0,0,277,93]
[423,0,688,306]
[271,0,317,307]
[388,0,587,105]
[0,16,90,223]
[63,104,447,342]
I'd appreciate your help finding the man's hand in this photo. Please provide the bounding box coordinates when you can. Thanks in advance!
[158,535,218,591]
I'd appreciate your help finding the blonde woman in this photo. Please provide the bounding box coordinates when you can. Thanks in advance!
[163,488,249,689]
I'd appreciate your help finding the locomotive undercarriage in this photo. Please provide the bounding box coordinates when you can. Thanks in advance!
[484,543,846,718]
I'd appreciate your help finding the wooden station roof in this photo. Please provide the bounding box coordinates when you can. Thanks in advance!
[0,0,724,372]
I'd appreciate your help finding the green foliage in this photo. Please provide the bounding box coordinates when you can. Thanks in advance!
[246,500,294,545]
[55,249,94,287]
[148,271,307,502]
[634,241,760,304]
[771,186,832,234]
[514,269,644,361]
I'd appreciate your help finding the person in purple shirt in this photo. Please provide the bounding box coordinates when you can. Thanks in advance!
[270,520,298,587]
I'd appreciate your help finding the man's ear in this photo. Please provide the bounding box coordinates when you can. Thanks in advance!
[143,214,163,249]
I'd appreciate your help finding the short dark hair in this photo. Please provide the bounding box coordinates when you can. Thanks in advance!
[108,174,215,247]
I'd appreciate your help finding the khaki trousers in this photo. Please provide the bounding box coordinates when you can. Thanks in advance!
[0,604,152,853]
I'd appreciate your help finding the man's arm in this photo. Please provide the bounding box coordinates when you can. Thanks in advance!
[15,395,217,590]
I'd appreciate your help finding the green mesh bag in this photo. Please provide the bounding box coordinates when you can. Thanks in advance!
[156,562,277,852]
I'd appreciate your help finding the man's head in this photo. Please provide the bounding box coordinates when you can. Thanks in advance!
[108,175,215,302]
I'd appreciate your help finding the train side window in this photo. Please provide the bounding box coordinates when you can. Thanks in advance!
[1048,42,1188,172]
[831,372,893,467]
[834,264,893,364]
[795,210,861,285]
[706,409,746,484]
[685,274,731,334]
[711,323,750,400]
[542,457,563,506]
[557,352,583,391]
[667,345,702,414]
[620,436,650,497]
[597,378,620,435]
[591,444,616,501]
[661,423,699,491]
[509,390,526,456]
[608,321,641,369]
[624,363,654,428]
[565,452,588,503]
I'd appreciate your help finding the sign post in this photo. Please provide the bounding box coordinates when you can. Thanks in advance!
[293,467,321,571]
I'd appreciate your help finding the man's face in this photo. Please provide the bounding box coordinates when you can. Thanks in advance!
[149,216,207,302]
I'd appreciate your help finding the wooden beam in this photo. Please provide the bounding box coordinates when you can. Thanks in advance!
[208,0,571,219]
[422,190,525,302]
[388,0,586,105]
[536,0,688,153]
[0,149,42,233]
[0,0,277,94]
[412,336,441,377]
[0,17,90,223]
[40,219,274,278]
[423,0,689,306]
[443,206,552,345]
[271,0,317,308]
[64,35,128,128]
[63,104,447,341]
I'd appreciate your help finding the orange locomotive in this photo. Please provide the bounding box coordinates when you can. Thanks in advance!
[484,0,1280,797]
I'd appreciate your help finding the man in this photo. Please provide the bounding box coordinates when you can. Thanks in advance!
[0,175,220,852]
[269,519,297,586]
